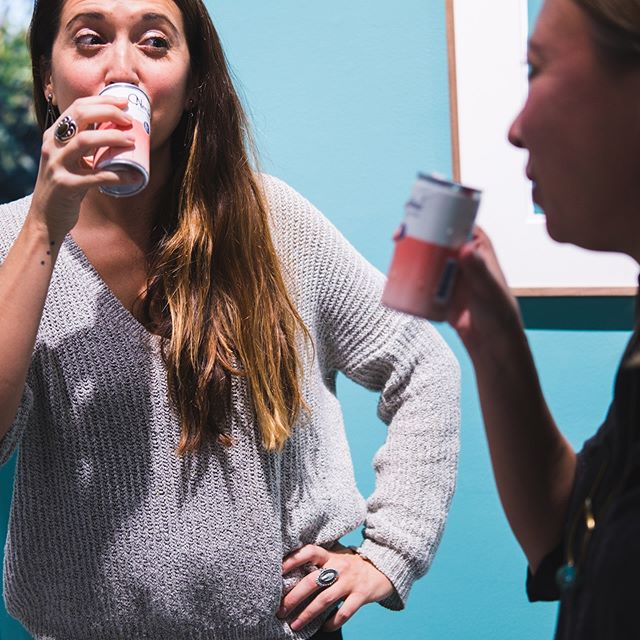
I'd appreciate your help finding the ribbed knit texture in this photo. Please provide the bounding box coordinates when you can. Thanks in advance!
[0,175,460,639]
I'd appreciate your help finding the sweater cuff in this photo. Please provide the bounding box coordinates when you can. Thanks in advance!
[356,539,416,610]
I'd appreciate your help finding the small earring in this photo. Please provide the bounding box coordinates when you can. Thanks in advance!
[183,107,196,149]
[45,93,58,129]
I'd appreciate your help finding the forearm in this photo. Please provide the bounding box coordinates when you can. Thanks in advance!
[0,212,60,438]
[359,320,460,608]
[469,330,576,571]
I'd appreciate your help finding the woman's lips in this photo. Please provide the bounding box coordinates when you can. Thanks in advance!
[531,181,541,206]
[525,170,540,203]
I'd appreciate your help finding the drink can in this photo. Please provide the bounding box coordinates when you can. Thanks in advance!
[94,83,151,197]
[381,173,482,321]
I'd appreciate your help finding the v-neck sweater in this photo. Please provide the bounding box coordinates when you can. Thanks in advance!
[0,175,460,640]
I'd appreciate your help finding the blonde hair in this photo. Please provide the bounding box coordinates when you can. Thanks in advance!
[574,0,640,63]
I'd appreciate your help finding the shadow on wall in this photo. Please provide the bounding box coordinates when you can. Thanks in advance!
[519,296,636,331]
[0,18,40,205]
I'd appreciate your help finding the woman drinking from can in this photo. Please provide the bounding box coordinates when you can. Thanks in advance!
[448,0,640,636]
[0,0,460,637]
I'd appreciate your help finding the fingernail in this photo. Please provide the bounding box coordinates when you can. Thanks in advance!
[276,607,287,618]
[290,619,301,631]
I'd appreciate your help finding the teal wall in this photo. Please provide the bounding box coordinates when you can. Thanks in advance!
[0,1,633,638]
[208,1,632,639]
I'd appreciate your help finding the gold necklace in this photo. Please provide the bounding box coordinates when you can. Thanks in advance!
[555,460,607,593]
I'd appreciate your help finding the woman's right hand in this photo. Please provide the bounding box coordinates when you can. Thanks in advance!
[447,226,524,357]
[29,95,136,238]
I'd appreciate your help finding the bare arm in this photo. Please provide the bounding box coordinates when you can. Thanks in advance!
[0,95,135,440]
[448,228,576,571]
[0,215,61,438]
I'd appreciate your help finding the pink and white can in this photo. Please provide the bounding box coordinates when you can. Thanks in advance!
[382,173,482,321]
[94,83,151,197]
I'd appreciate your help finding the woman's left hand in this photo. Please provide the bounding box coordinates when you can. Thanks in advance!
[278,543,394,632]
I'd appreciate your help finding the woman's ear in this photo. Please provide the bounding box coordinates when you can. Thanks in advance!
[40,56,55,104]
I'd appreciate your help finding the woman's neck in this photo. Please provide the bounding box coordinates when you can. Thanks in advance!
[75,146,174,249]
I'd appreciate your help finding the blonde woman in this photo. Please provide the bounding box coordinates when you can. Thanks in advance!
[0,0,460,637]
[449,0,640,637]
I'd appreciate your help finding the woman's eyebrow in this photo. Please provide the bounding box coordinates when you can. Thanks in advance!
[64,11,104,33]
[140,13,180,38]
[63,11,179,38]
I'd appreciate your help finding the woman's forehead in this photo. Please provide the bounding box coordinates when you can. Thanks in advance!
[58,0,184,25]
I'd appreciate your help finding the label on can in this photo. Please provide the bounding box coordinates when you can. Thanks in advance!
[402,174,481,249]
[381,173,481,321]
[434,257,459,305]
[94,83,151,198]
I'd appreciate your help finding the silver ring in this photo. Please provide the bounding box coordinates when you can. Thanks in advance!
[315,567,339,588]
[54,116,78,144]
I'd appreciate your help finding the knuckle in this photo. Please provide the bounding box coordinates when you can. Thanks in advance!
[317,591,339,608]
[52,169,74,189]
[51,168,66,185]
[334,609,351,625]
[293,546,313,561]
[295,610,313,625]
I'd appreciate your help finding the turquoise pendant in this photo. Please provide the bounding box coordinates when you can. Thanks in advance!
[555,563,577,593]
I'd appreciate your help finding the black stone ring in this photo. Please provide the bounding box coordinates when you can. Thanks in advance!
[315,567,339,588]
[54,115,78,144]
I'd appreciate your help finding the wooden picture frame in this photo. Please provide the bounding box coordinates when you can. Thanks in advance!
[446,0,637,296]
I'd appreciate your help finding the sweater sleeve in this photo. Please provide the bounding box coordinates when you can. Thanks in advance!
[266,176,460,609]
[0,385,33,466]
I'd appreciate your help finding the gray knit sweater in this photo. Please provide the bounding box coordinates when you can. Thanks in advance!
[0,175,460,640]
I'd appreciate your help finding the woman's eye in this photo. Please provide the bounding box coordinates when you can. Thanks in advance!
[527,62,538,80]
[142,36,170,49]
[74,32,104,47]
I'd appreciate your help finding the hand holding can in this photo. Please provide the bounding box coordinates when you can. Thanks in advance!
[382,173,482,322]
[93,83,151,197]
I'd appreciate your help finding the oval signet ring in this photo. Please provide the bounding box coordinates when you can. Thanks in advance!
[315,567,339,588]
[54,115,78,144]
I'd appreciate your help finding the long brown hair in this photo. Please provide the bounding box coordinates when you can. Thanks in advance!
[29,0,309,453]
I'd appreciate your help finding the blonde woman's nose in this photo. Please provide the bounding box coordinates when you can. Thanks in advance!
[508,109,525,150]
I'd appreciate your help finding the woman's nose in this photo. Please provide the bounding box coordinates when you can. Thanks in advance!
[508,109,525,149]
[103,41,141,87]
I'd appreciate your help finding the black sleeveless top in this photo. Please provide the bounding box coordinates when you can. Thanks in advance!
[527,323,640,638]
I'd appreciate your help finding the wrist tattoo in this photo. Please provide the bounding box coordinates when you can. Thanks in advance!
[41,240,57,266]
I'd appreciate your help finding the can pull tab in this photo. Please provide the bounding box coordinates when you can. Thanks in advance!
[393,223,407,242]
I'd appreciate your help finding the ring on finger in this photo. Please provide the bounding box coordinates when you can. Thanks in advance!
[54,115,78,144]
[315,567,339,588]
